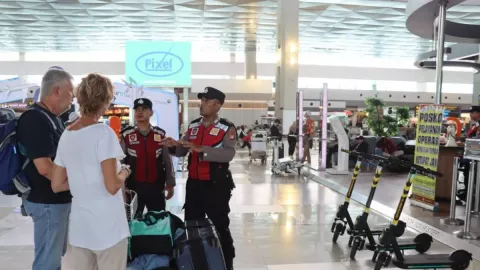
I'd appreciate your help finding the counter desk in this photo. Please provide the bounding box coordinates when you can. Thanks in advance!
[435,145,464,201]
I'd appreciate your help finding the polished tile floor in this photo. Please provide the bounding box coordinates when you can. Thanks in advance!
[0,149,477,269]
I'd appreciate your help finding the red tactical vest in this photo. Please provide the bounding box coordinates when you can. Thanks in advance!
[121,126,166,184]
[186,117,233,180]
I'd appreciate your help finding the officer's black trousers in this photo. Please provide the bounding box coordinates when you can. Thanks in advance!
[129,182,166,218]
[184,178,235,266]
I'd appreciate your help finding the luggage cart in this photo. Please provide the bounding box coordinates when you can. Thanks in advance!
[250,130,268,164]
[270,136,302,175]
[124,190,138,222]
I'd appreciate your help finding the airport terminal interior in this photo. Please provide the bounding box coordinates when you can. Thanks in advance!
[3,0,480,269]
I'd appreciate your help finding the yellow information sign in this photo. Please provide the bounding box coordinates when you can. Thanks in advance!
[412,104,445,210]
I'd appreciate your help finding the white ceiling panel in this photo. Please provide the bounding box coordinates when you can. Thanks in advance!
[0,0,477,57]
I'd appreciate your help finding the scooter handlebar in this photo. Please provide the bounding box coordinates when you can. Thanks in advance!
[341,149,442,177]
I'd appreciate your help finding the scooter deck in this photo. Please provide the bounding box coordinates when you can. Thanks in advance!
[393,254,453,268]
[347,221,391,234]
[371,238,419,251]
[366,237,417,251]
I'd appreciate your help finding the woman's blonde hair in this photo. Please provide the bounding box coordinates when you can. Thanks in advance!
[75,73,114,116]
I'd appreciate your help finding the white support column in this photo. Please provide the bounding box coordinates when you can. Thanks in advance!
[473,58,480,105]
[245,38,257,79]
[183,88,189,132]
[275,0,299,135]
[229,53,236,79]
[19,52,27,82]
[434,0,448,105]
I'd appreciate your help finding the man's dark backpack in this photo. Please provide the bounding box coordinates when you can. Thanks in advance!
[0,107,56,195]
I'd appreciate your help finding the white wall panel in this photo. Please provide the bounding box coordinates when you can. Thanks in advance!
[185,107,265,127]
[0,61,473,84]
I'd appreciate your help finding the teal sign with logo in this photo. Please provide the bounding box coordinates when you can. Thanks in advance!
[126,41,192,87]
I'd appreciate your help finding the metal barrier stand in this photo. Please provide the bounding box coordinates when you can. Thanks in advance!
[440,157,464,226]
[454,161,480,240]
[471,164,480,218]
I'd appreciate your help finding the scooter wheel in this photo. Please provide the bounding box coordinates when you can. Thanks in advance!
[374,252,386,270]
[359,239,365,250]
[384,254,392,267]
[331,222,337,233]
[414,233,433,253]
[372,251,378,262]
[449,250,472,270]
[394,220,406,237]
[332,223,343,243]
[350,237,360,260]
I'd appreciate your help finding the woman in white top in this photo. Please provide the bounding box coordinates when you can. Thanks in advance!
[52,73,131,270]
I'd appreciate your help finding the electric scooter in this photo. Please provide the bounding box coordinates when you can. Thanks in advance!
[331,155,402,244]
[331,156,362,243]
[374,159,472,270]
[343,151,432,262]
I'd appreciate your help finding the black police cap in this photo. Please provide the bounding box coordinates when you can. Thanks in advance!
[133,98,153,110]
[470,106,480,113]
[197,87,225,104]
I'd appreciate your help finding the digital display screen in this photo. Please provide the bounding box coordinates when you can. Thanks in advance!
[125,41,192,87]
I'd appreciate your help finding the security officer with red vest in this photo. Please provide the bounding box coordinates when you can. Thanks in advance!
[163,87,236,270]
[120,98,175,217]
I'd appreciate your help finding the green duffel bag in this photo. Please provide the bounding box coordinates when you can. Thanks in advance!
[129,211,184,261]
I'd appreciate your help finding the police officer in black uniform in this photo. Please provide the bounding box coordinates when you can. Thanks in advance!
[120,98,175,217]
[163,87,236,269]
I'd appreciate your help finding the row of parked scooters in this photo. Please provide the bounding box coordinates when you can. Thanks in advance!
[331,150,472,270]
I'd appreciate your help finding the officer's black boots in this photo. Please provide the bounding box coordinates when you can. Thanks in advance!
[225,258,234,270]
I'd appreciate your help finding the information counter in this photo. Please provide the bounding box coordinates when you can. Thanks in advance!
[435,145,464,201]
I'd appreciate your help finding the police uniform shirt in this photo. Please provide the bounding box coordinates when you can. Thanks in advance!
[120,125,175,187]
[170,117,236,164]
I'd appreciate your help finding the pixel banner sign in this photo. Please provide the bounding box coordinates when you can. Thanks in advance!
[126,41,192,87]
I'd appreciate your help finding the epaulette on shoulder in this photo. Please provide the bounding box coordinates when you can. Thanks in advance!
[153,126,166,135]
[120,126,134,134]
[219,118,235,128]
[191,117,202,124]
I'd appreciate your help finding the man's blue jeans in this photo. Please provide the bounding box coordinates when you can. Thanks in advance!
[23,200,71,270]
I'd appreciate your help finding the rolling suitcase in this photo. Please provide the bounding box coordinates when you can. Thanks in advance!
[174,219,226,270]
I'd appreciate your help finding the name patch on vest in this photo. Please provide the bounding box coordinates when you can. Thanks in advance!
[209,128,220,136]
[154,134,162,142]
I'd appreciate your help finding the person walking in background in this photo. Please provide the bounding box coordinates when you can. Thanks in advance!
[287,121,298,158]
[51,73,131,270]
[269,119,282,138]
[17,67,74,270]
[241,129,253,156]
[302,111,315,164]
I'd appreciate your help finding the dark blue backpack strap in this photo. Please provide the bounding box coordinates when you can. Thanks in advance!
[15,106,57,169]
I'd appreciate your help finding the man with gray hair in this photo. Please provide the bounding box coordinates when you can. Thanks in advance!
[17,67,74,270]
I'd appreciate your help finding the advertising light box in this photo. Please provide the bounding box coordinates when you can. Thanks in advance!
[125,41,192,87]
